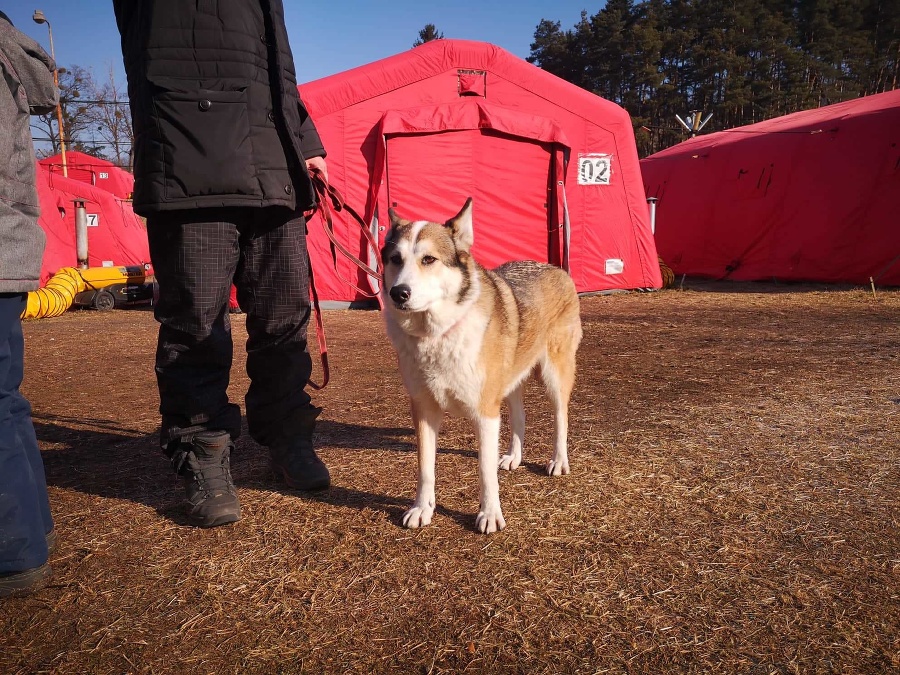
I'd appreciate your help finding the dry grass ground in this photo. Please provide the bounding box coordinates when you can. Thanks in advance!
[1,280,898,674]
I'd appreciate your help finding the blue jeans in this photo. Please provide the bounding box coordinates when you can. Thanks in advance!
[0,293,52,572]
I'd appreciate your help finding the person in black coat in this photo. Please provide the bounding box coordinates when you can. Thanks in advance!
[113,0,330,527]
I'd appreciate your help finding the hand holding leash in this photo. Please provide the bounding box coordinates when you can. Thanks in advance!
[304,157,328,218]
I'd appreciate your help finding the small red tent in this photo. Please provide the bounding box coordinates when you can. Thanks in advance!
[36,164,150,285]
[40,151,134,200]
[298,39,661,302]
[641,89,900,286]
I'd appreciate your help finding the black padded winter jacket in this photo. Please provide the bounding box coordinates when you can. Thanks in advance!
[113,0,325,215]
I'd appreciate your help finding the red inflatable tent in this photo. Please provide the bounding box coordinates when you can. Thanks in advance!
[642,89,900,286]
[40,150,134,201]
[298,39,661,302]
[36,164,150,285]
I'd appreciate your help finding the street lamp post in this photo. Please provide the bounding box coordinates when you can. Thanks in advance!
[32,9,67,177]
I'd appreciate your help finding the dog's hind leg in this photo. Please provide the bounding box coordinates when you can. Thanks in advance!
[540,342,577,477]
[499,384,525,471]
[402,397,442,529]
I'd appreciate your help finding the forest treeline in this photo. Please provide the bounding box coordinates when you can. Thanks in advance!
[528,0,899,156]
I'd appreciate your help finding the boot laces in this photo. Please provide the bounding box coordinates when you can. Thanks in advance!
[173,447,235,498]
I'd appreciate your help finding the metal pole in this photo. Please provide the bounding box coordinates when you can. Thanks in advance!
[691,110,703,137]
[33,11,67,177]
[647,197,658,235]
[74,200,88,268]
[557,181,571,272]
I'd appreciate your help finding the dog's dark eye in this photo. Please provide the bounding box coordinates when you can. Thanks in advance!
[389,253,402,265]
[421,255,437,266]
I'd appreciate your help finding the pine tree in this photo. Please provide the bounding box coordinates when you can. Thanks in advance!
[587,0,636,104]
[413,24,444,47]
[528,18,592,89]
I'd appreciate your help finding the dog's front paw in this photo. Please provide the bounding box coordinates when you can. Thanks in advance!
[475,505,506,534]
[546,456,570,476]
[402,504,434,529]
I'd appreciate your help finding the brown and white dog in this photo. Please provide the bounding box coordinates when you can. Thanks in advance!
[381,198,582,533]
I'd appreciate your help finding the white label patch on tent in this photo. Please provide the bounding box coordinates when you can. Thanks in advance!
[578,153,612,185]
[86,213,99,227]
[98,172,109,179]
[605,258,624,275]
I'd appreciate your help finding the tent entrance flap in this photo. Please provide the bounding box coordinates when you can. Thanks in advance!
[385,128,556,268]
[371,98,573,269]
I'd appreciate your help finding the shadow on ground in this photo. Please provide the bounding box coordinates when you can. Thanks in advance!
[33,413,472,529]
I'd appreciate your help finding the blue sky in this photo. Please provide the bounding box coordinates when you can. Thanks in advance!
[7,1,595,88]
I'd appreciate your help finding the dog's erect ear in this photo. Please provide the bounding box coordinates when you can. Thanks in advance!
[388,208,408,227]
[445,198,474,251]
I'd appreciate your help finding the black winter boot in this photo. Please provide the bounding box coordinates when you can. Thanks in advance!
[171,431,241,528]
[269,407,330,491]
[0,564,51,598]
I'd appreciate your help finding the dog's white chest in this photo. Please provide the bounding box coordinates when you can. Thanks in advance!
[389,317,486,416]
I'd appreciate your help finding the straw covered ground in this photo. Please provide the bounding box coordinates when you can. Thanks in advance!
[2,280,898,674]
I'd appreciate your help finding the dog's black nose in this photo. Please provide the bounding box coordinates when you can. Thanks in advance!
[390,284,411,304]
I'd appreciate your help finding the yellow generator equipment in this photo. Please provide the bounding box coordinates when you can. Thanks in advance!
[73,265,156,311]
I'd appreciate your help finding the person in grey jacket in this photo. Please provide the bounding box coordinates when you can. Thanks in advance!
[114,0,331,528]
[0,10,59,597]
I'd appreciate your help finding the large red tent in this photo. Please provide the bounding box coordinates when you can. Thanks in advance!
[36,164,150,285]
[40,150,134,201]
[298,39,661,302]
[641,89,900,286]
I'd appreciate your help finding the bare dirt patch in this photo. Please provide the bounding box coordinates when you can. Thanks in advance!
[3,280,898,674]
